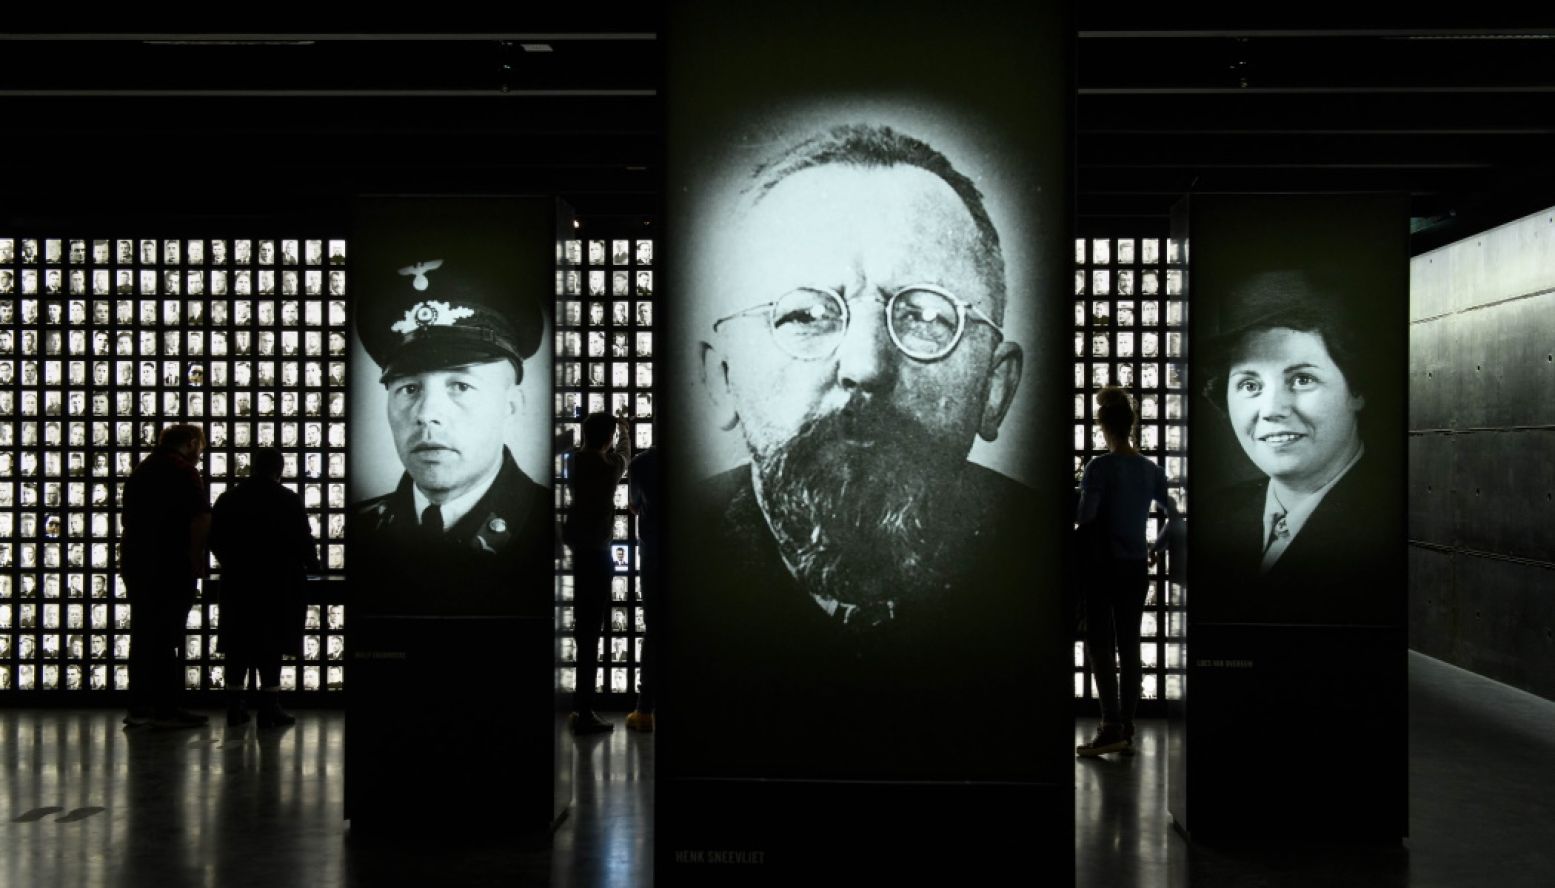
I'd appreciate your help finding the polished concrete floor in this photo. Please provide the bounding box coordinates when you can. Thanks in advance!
[4,652,1553,887]
[1081,651,1555,888]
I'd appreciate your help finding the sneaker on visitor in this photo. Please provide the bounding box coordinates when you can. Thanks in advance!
[1076,722,1130,757]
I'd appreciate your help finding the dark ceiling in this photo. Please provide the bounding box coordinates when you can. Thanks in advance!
[3,12,1554,252]
[1076,22,1555,251]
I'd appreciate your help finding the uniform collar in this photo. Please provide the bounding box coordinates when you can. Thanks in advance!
[412,460,503,531]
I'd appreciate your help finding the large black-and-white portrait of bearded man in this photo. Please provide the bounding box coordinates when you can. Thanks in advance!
[674,111,1051,778]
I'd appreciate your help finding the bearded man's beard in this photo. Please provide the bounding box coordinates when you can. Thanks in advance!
[753,401,966,615]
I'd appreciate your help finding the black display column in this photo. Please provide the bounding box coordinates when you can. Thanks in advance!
[343,198,564,836]
[1169,195,1408,842]
[659,2,1073,881]
[346,615,557,832]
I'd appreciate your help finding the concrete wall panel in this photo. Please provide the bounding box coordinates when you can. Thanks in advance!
[1407,434,1455,547]
[1410,205,1555,702]
[1452,431,1555,564]
[1476,210,1555,310]
[1412,208,1555,320]
[1449,307,1496,429]
[1407,544,1457,660]
[1450,292,1555,429]
[1409,251,1452,323]
[1450,554,1555,702]
[1407,319,1453,431]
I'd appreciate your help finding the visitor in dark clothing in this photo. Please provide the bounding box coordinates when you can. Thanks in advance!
[564,412,631,735]
[1075,386,1182,756]
[121,424,212,729]
[210,447,322,728]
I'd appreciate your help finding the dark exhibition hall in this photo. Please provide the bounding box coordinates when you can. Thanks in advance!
[2,7,1554,887]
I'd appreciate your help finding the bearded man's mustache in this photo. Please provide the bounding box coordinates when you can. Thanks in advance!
[755,401,964,614]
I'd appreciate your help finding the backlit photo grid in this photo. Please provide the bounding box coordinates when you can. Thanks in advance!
[554,235,654,701]
[0,236,349,695]
[1074,236,1188,705]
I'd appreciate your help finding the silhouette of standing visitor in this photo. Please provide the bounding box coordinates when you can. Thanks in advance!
[210,447,322,728]
[1075,387,1182,756]
[121,424,212,729]
[563,413,631,735]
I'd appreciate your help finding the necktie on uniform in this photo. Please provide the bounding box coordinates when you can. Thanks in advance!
[421,504,444,535]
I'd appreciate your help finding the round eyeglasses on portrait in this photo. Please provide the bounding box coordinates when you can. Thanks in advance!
[712,284,1004,362]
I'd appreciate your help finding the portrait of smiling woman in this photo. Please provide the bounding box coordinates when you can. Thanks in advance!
[1195,269,1398,626]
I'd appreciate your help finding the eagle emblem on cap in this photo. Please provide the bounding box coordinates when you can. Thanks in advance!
[391,300,475,334]
[397,259,444,292]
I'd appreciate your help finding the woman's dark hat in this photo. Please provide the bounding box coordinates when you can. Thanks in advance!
[1200,268,1357,412]
[1204,269,1352,340]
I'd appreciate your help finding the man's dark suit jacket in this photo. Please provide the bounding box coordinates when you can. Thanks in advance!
[666,462,1062,784]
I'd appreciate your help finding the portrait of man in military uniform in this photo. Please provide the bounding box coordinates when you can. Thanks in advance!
[349,203,554,617]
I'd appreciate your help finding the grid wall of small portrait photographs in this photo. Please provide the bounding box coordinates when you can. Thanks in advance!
[0,235,349,696]
[554,234,654,701]
[1074,236,1188,705]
